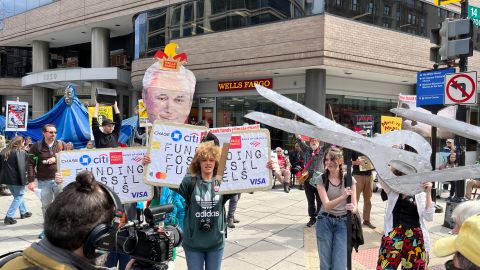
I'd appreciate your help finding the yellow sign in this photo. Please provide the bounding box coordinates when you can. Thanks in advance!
[381,116,403,134]
[138,99,151,127]
[88,106,113,127]
[434,0,461,6]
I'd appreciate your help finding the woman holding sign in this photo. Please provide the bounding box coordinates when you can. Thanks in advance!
[315,148,357,270]
[178,142,234,270]
[144,142,233,270]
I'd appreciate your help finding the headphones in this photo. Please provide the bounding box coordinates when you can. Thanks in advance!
[83,182,124,259]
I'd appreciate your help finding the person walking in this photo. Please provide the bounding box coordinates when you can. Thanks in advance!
[296,134,327,227]
[92,101,121,148]
[0,136,32,225]
[352,151,376,229]
[27,124,66,238]
[315,148,357,270]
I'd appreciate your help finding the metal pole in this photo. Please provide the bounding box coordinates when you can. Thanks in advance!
[455,0,468,199]
[344,149,353,270]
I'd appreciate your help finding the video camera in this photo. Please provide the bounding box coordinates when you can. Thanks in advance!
[93,204,183,270]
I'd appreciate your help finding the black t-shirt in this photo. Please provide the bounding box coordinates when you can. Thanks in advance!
[352,151,372,176]
[392,195,420,229]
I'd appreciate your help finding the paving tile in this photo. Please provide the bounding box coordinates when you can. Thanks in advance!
[225,225,273,247]
[269,260,305,270]
[223,241,246,258]
[0,223,43,242]
[284,249,305,267]
[232,240,295,269]
[248,215,294,234]
[263,225,304,250]
[220,257,264,270]
[0,237,32,254]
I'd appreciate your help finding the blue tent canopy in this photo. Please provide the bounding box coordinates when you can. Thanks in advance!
[0,95,138,148]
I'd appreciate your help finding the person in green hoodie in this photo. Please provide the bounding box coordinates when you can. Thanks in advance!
[178,142,233,270]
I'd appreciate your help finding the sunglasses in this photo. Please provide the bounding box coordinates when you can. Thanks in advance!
[46,131,57,134]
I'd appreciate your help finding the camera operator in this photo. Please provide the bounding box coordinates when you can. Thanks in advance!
[0,170,136,270]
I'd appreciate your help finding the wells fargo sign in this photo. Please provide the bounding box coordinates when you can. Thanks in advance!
[218,78,273,91]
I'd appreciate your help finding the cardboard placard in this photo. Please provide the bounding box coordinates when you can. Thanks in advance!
[218,129,272,194]
[145,122,206,188]
[57,147,152,203]
[88,106,113,127]
[5,100,28,131]
[381,115,403,134]
[138,99,151,128]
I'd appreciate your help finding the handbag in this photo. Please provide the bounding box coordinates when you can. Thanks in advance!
[296,170,309,184]
[295,148,319,185]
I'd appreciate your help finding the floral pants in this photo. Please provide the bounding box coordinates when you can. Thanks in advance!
[377,225,428,270]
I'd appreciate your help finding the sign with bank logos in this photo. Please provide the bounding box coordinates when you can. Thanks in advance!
[57,147,152,203]
[218,129,272,194]
[145,122,207,188]
[145,122,272,193]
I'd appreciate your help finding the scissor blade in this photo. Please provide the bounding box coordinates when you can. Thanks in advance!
[391,165,480,185]
[254,84,361,138]
[391,108,480,142]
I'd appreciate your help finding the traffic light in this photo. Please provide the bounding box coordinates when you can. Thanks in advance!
[430,18,473,63]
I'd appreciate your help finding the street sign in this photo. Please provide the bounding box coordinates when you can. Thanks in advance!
[469,5,480,27]
[434,0,461,6]
[416,68,455,106]
[444,71,477,105]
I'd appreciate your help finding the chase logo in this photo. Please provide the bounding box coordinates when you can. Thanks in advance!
[171,130,183,142]
[79,155,91,166]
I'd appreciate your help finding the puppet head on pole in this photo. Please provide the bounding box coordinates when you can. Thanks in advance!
[142,43,196,124]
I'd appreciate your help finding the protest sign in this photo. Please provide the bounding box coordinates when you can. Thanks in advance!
[5,100,28,131]
[88,106,113,127]
[145,122,206,188]
[208,124,260,144]
[138,99,151,128]
[57,147,152,203]
[219,129,272,194]
[381,116,403,134]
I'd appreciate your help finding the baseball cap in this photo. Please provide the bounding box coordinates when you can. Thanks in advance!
[101,118,115,126]
[447,139,454,144]
[434,215,480,267]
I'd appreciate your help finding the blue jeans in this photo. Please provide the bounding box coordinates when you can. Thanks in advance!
[316,213,348,270]
[6,185,28,218]
[38,180,61,218]
[184,248,224,270]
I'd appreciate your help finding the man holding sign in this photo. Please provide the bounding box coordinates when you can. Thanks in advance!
[92,101,121,149]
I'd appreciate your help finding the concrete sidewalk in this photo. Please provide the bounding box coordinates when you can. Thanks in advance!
[0,185,452,269]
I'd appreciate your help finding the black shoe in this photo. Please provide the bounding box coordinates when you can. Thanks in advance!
[283,183,290,193]
[20,212,32,219]
[4,216,17,225]
[233,217,240,223]
[306,217,316,227]
[299,184,304,190]
[227,218,235,228]
[0,189,11,196]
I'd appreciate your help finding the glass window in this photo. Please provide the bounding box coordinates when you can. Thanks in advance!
[351,0,358,11]
[335,0,343,7]
[384,5,390,16]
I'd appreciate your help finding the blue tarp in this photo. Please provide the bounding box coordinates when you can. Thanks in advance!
[0,95,138,148]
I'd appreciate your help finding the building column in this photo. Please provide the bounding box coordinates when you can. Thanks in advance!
[305,69,326,116]
[32,40,49,118]
[91,27,110,102]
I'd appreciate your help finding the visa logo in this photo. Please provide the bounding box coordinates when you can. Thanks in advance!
[249,178,266,185]
[131,191,148,198]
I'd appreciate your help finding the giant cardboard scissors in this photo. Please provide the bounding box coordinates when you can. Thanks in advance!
[245,85,480,195]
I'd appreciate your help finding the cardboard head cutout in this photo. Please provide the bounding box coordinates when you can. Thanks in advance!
[142,43,196,124]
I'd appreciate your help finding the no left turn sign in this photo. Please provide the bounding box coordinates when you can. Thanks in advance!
[444,71,477,105]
